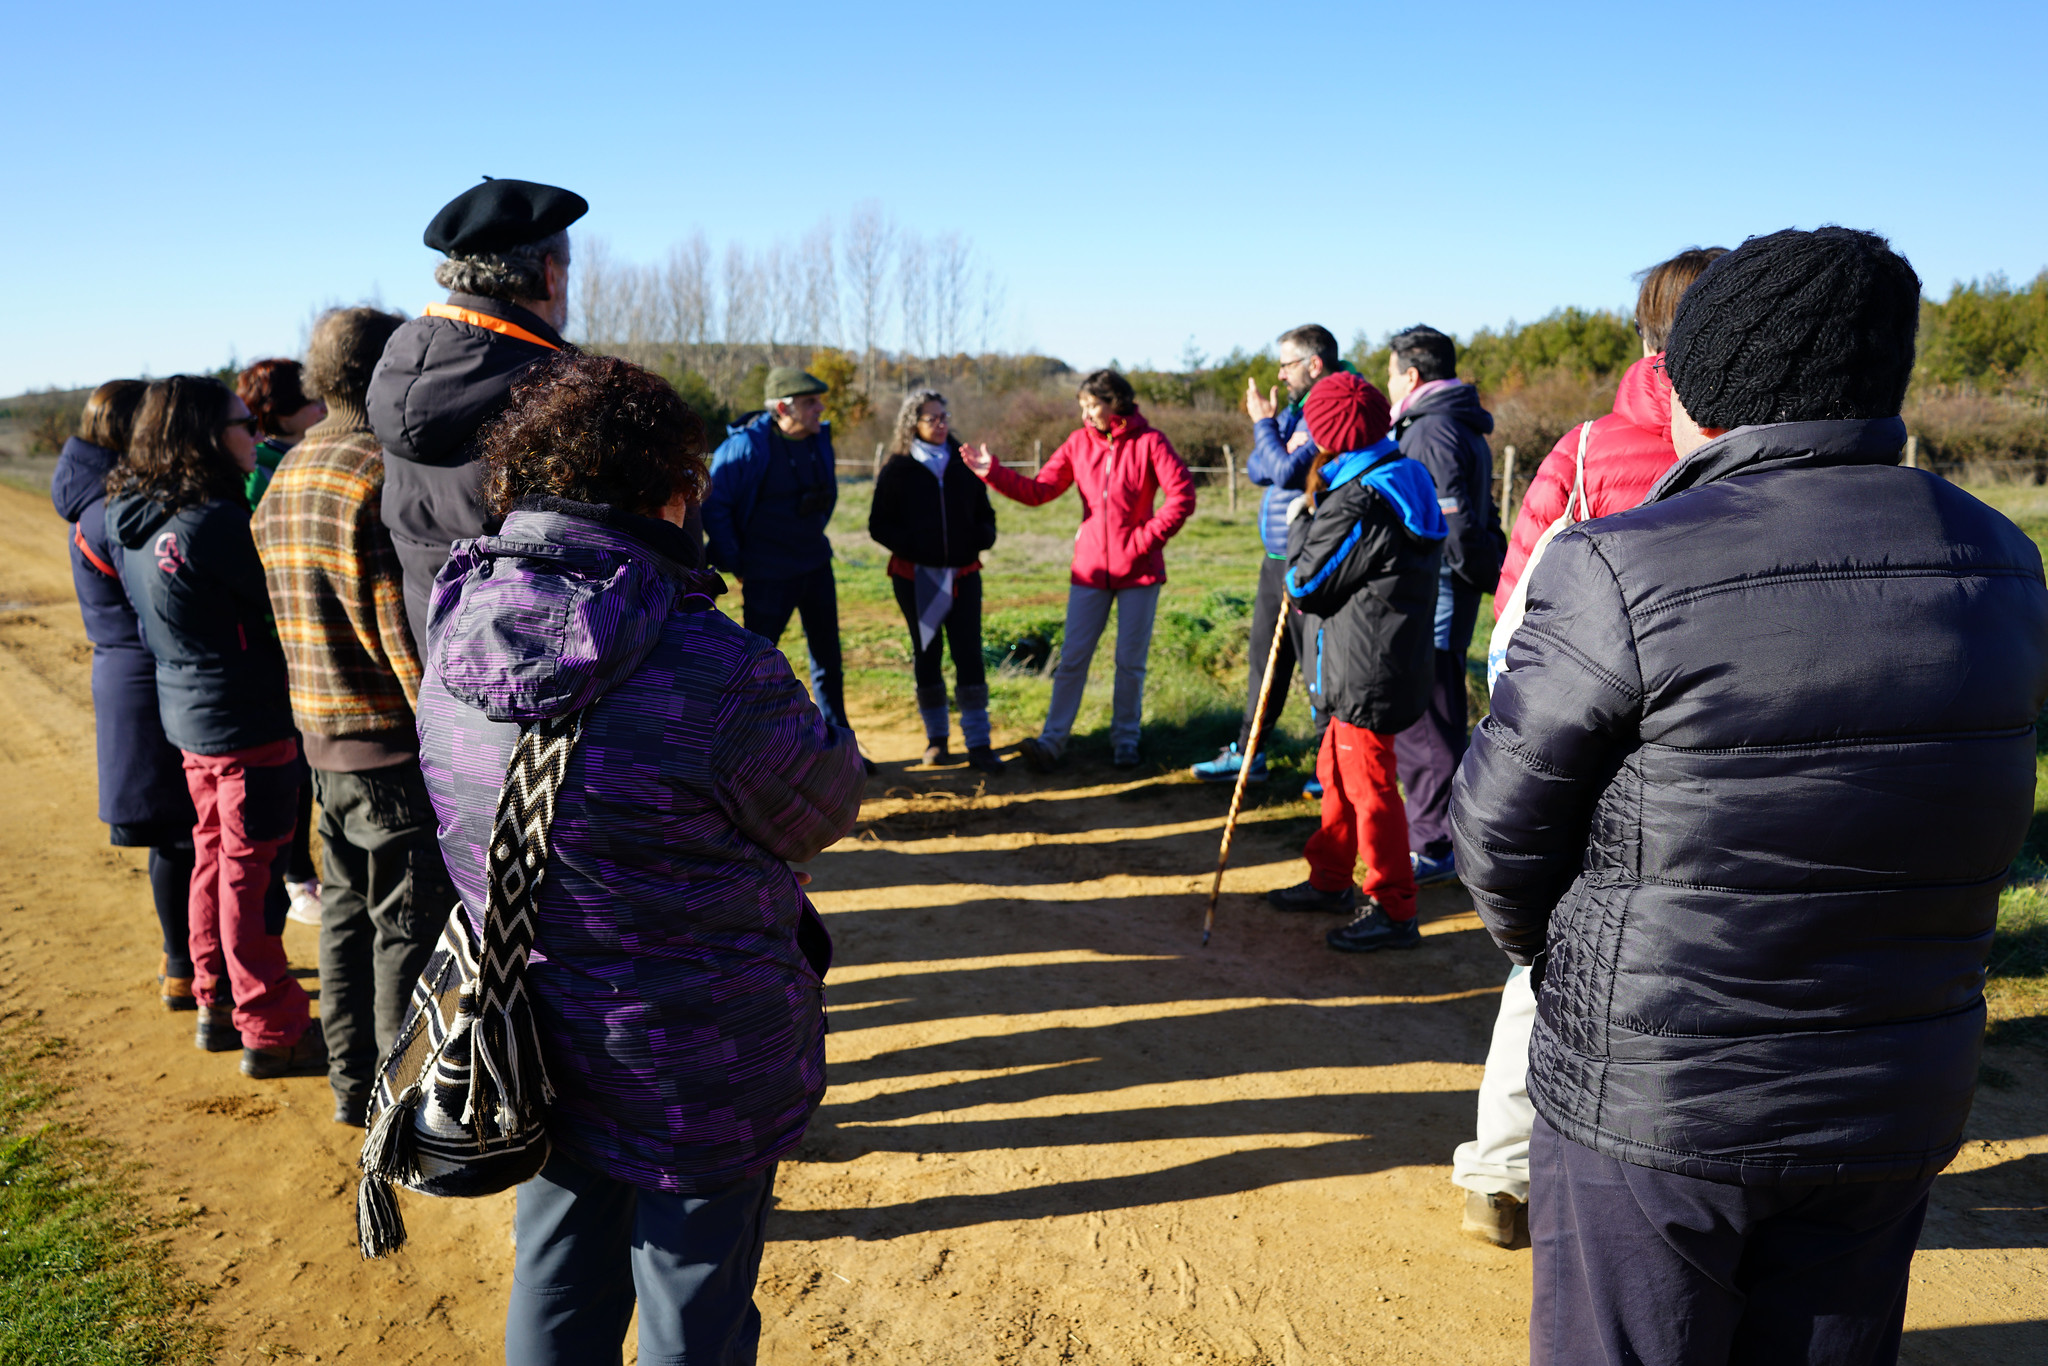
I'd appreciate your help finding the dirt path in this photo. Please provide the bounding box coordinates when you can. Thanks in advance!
[1,482,2043,1364]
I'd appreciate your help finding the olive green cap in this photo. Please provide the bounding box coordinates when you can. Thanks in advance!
[765,366,828,404]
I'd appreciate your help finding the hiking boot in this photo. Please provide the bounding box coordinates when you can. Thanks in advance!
[158,955,197,1012]
[1412,849,1459,887]
[1017,737,1060,773]
[241,1026,329,1079]
[1191,742,1266,785]
[1266,880,1356,915]
[285,878,323,927]
[1327,902,1423,953]
[1113,744,1142,768]
[194,1003,243,1053]
[1302,776,1324,801]
[922,739,950,766]
[965,745,1005,773]
[1462,1190,1528,1249]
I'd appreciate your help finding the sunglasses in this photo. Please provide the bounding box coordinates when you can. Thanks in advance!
[225,415,261,434]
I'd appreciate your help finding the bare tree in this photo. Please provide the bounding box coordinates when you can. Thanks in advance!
[662,232,714,347]
[931,231,973,359]
[722,242,763,346]
[797,219,840,349]
[572,234,622,346]
[841,202,894,384]
[975,265,1008,354]
[897,230,930,361]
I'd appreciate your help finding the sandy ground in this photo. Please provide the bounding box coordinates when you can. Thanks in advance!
[0,480,2044,1364]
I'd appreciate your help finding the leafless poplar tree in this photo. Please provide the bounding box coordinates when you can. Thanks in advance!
[661,232,714,347]
[931,231,973,358]
[897,231,930,360]
[797,220,840,348]
[842,202,894,383]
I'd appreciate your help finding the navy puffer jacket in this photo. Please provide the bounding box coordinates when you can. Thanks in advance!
[51,440,194,832]
[106,493,296,756]
[1395,382,1504,593]
[1453,417,2048,1185]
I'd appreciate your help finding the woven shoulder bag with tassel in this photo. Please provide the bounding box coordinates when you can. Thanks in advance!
[356,709,583,1259]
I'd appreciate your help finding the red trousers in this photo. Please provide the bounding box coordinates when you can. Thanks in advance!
[1305,720,1418,921]
[182,737,312,1049]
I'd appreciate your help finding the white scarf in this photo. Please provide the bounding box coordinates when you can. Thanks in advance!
[911,438,950,480]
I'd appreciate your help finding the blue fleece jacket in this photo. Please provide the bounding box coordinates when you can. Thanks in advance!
[702,413,838,581]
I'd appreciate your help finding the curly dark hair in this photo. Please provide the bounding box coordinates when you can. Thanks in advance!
[237,358,314,436]
[105,375,245,510]
[478,354,709,517]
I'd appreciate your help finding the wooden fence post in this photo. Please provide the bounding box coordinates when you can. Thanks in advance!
[1904,435,1918,470]
[873,441,884,478]
[1223,444,1237,513]
[1500,445,1517,521]
[1033,439,1042,474]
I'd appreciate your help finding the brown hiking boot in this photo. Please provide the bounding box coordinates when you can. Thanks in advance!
[241,1026,329,1079]
[195,1002,243,1052]
[1462,1189,1529,1249]
[158,954,197,1012]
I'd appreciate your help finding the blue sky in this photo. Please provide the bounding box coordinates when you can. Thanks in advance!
[4,0,2044,395]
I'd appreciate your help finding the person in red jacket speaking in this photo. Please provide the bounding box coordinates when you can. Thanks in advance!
[961,369,1196,770]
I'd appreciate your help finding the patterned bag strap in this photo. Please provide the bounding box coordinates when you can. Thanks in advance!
[469,709,584,1137]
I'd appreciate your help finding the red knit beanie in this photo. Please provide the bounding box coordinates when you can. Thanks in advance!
[1302,371,1392,453]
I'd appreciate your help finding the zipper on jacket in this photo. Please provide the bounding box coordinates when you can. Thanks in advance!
[1316,627,1324,696]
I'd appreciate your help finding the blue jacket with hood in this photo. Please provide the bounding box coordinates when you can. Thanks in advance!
[1247,404,1318,556]
[1394,381,1505,593]
[1284,440,1447,732]
[702,412,837,581]
[51,438,194,833]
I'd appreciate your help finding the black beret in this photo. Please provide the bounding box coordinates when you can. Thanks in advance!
[423,178,588,256]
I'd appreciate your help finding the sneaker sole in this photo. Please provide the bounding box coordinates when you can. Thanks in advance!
[1326,932,1424,953]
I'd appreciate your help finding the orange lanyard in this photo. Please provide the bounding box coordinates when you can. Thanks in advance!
[421,303,561,351]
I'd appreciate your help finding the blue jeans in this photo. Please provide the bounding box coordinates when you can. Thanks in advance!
[506,1152,777,1366]
[1040,583,1160,755]
[740,565,850,733]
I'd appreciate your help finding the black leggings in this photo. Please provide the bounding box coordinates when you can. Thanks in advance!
[287,753,317,884]
[148,844,195,978]
[892,571,986,704]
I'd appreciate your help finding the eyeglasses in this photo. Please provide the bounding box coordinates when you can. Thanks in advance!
[1277,357,1311,372]
[225,416,261,434]
[917,413,949,425]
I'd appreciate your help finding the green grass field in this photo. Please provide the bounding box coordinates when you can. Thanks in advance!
[0,1032,214,1364]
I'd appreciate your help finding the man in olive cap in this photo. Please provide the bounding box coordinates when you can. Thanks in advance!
[704,368,867,767]
[367,177,587,647]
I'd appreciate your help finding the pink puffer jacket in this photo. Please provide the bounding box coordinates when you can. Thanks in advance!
[1496,353,1679,606]
[978,410,1196,590]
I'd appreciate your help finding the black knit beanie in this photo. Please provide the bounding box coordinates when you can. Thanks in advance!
[1663,227,1921,429]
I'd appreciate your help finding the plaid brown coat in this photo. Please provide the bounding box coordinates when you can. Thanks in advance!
[253,408,422,736]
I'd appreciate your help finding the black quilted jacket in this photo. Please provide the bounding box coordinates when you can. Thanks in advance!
[1452,416,2048,1184]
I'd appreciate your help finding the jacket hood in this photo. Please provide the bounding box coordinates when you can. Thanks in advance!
[1400,381,1495,436]
[725,411,833,440]
[104,491,176,549]
[52,437,120,521]
[428,500,723,723]
[367,294,566,468]
[1612,354,1673,439]
[1645,417,1907,505]
[1325,440,1450,541]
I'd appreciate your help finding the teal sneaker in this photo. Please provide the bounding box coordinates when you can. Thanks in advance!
[1191,743,1266,784]
[1303,776,1324,800]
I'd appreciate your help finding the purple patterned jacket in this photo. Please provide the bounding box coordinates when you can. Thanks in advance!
[416,499,865,1193]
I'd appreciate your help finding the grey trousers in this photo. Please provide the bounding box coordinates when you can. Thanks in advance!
[311,762,449,1110]
[1040,583,1160,755]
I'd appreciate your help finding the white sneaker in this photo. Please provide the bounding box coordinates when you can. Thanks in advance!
[285,879,323,927]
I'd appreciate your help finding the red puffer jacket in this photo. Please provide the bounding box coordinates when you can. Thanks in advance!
[978,410,1196,590]
[1495,353,1678,605]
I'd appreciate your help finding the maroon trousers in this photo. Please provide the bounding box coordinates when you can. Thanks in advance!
[182,737,312,1049]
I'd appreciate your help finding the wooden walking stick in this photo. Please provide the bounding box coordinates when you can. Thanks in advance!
[1203,602,1296,945]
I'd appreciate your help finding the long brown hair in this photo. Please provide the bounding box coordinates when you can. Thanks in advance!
[105,375,245,511]
[78,379,149,452]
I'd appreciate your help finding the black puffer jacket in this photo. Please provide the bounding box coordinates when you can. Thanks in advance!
[1395,382,1504,593]
[106,493,296,756]
[1452,417,2048,1185]
[367,293,568,647]
[1284,445,1446,733]
[867,439,997,568]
